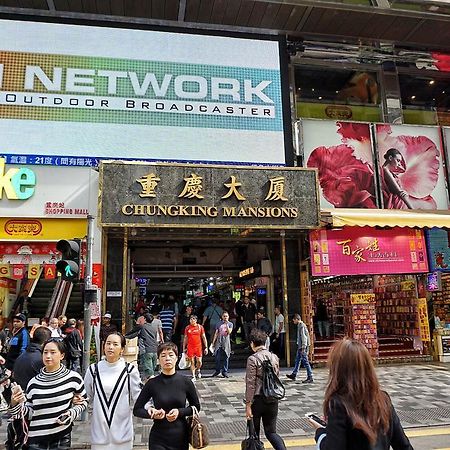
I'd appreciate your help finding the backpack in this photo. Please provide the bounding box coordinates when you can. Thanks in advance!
[261,357,285,401]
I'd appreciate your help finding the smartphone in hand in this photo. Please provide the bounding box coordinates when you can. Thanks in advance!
[56,413,71,425]
[305,413,327,427]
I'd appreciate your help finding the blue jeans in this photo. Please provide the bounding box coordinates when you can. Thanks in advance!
[292,347,313,379]
[215,347,229,375]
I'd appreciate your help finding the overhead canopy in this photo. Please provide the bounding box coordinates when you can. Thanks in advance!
[321,208,450,228]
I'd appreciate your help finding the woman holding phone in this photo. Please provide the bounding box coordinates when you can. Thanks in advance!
[9,338,87,450]
[309,338,412,450]
[133,341,200,450]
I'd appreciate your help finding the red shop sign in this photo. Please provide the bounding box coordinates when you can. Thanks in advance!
[310,226,428,276]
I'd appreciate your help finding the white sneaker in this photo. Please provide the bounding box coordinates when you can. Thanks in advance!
[197,371,202,379]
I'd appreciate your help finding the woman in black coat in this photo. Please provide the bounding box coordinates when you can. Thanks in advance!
[309,338,413,450]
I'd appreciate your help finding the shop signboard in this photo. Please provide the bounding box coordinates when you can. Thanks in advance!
[0,218,87,241]
[417,297,431,342]
[425,228,450,272]
[310,226,428,276]
[299,119,377,209]
[99,162,319,229]
[441,335,450,355]
[350,293,375,305]
[374,124,449,210]
[0,164,98,218]
[0,19,287,167]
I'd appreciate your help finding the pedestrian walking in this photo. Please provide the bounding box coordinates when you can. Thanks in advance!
[211,311,233,378]
[5,314,30,372]
[286,313,313,383]
[100,313,118,347]
[84,332,142,450]
[48,317,63,338]
[202,297,223,342]
[159,302,177,342]
[240,296,256,347]
[13,326,51,390]
[125,314,159,381]
[309,338,413,450]
[64,318,83,373]
[245,328,286,450]
[256,308,273,349]
[133,342,201,450]
[183,314,208,381]
[9,338,87,450]
[273,306,286,359]
[315,299,330,339]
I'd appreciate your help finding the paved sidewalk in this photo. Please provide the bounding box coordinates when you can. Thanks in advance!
[0,362,449,448]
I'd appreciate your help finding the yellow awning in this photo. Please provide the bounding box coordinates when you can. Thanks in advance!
[321,208,450,228]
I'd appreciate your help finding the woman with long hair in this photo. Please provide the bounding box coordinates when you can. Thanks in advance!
[309,338,412,450]
[84,332,142,450]
[9,338,87,450]
[133,341,200,450]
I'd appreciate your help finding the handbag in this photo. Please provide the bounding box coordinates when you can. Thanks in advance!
[261,357,285,401]
[189,405,210,449]
[241,419,265,450]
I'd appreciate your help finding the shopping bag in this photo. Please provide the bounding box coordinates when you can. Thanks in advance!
[178,352,191,370]
[241,419,265,450]
[188,405,210,449]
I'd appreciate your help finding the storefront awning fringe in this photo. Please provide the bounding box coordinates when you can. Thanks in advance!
[321,209,450,229]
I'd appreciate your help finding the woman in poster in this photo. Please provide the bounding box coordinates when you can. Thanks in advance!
[381,148,413,209]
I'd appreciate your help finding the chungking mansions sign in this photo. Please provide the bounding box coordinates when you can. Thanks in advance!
[99,162,319,229]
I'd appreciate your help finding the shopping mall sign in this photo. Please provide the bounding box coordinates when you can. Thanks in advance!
[0,158,35,200]
[310,226,428,276]
[99,162,319,229]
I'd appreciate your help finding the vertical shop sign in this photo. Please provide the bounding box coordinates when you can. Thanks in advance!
[92,263,103,288]
[310,226,428,276]
[28,264,40,279]
[417,298,431,342]
[0,264,10,277]
[43,264,56,279]
[11,264,24,279]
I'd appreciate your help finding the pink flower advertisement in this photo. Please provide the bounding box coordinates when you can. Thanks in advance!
[375,124,448,210]
[310,227,429,277]
[302,119,377,209]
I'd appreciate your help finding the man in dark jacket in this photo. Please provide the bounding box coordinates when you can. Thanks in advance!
[13,326,51,390]
[64,318,83,373]
[256,308,273,349]
[6,314,30,371]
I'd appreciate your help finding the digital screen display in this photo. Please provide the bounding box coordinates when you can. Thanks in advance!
[0,20,286,167]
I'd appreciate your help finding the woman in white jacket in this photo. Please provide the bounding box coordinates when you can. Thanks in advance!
[84,332,141,450]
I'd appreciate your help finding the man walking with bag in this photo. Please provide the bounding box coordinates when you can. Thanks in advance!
[286,313,313,383]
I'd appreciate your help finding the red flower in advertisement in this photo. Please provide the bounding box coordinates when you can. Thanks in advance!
[307,122,376,208]
[377,125,441,209]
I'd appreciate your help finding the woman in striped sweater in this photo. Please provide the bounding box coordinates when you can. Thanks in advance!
[10,338,87,450]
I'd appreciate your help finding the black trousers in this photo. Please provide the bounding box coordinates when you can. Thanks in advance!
[251,396,286,450]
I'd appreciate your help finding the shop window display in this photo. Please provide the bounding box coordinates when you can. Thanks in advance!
[399,73,450,126]
[294,65,382,122]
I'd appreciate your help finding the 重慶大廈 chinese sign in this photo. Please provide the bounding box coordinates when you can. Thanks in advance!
[99,162,319,229]
[309,226,428,276]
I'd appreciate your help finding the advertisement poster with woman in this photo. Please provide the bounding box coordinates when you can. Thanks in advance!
[301,119,377,209]
[375,124,448,210]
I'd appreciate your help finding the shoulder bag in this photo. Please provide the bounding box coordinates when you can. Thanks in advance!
[241,419,265,450]
[189,405,210,449]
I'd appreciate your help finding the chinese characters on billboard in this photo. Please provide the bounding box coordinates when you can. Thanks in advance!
[310,226,429,276]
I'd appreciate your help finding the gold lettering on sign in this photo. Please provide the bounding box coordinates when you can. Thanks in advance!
[179,173,204,199]
[136,173,160,198]
[265,176,288,201]
[222,176,246,201]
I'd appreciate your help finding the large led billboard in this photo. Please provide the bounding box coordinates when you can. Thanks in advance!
[0,19,287,167]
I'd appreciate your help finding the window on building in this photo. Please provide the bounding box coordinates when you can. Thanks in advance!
[399,73,450,126]
[294,65,382,122]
